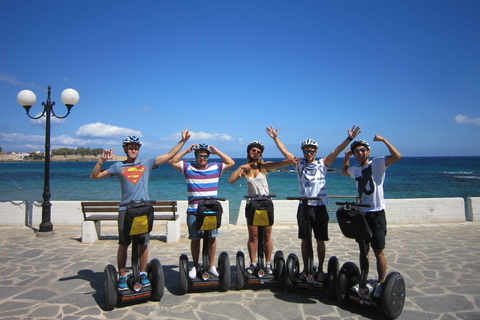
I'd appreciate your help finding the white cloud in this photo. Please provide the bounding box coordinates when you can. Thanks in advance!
[454,114,480,126]
[30,113,66,126]
[75,122,142,138]
[161,130,233,142]
[0,73,43,90]
[0,132,44,143]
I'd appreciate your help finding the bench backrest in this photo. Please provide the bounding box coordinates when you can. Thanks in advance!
[81,201,177,220]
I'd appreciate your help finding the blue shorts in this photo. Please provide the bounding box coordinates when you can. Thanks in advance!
[187,213,219,240]
[118,210,150,246]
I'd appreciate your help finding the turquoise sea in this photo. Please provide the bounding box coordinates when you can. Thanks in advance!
[1,157,479,223]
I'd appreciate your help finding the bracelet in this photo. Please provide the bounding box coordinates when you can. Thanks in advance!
[347,136,353,141]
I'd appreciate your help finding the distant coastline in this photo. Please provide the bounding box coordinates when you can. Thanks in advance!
[0,154,127,162]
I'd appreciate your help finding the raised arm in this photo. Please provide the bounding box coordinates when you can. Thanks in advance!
[155,126,191,167]
[323,125,361,167]
[266,125,295,161]
[169,143,196,172]
[228,163,251,184]
[90,148,114,179]
[209,146,235,171]
[374,134,402,166]
[341,149,353,177]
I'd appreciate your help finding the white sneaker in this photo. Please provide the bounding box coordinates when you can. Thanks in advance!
[266,262,273,275]
[189,266,197,279]
[373,283,383,298]
[209,266,219,277]
[247,263,256,275]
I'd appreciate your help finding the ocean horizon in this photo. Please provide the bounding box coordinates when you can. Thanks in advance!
[1,156,479,223]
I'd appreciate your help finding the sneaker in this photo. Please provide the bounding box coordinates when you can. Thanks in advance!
[140,272,151,286]
[266,262,273,275]
[118,276,128,290]
[246,263,256,275]
[209,266,219,277]
[189,266,197,279]
[374,283,383,298]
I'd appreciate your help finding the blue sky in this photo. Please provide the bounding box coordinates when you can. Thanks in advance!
[1,1,479,158]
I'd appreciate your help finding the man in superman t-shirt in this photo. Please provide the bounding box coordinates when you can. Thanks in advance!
[91,128,190,290]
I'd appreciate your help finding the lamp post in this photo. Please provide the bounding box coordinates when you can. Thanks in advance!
[17,86,80,236]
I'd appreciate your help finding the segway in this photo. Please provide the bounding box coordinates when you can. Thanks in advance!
[178,197,230,294]
[285,197,338,297]
[335,201,405,319]
[103,200,165,310]
[236,194,285,289]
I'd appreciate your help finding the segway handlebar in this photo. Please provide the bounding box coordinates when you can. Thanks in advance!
[190,196,226,202]
[243,194,277,199]
[335,201,372,208]
[286,196,322,201]
[119,199,157,206]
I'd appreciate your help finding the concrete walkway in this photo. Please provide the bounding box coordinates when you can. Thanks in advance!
[0,222,479,320]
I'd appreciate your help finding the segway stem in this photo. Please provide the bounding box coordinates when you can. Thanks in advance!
[202,230,211,275]
[132,236,140,285]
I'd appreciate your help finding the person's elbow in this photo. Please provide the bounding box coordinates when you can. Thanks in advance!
[341,169,350,177]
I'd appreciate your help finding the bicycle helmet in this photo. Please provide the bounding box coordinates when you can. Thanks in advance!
[247,141,265,153]
[192,143,211,155]
[350,139,371,152]
[122,135,142,147]
[301,139,318,150]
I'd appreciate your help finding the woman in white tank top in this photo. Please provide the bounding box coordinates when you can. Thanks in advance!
[229,138,294,275]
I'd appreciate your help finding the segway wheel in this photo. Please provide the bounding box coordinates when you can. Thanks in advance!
[179,254,189,294]
[336,262,360,305]
[236,251,246,290]
[327,256,339,298]
[218,252,231,291]
[273,250,285,289]
[103,264,118,310]
[285,253,299,293]
[382,272,406,319]
[148,258,165,301]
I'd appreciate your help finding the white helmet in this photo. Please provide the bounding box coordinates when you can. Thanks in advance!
[192,143,211,155]
[122,136,142,147]
[301,139,318,150]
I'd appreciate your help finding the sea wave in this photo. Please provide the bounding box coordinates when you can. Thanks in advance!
[453,175,480,180]
[444,172,474,175]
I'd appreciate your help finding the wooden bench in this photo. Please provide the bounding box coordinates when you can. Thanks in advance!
[81,201,180,243]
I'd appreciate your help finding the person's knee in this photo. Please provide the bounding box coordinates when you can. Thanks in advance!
[373,248,384,258]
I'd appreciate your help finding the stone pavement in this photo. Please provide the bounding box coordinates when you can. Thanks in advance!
[0,222,479,320]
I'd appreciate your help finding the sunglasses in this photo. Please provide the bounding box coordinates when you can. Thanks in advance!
[196,155,209,159]
[354,148,367,154]
[250,149,262,154]
[303,150,315,155]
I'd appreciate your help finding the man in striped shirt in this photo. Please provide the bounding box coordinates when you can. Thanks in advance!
[170,143,235,279]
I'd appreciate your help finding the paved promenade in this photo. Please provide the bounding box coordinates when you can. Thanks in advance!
[0,222,479,320]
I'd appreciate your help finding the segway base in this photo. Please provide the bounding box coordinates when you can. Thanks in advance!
[118,286,152,304]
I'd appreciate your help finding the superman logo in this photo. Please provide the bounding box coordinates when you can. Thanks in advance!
[121,165,146,185]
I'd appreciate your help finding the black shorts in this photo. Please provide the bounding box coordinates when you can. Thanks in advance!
[365,210,387,250]
[118,210,150,247]
[296,204,329,241]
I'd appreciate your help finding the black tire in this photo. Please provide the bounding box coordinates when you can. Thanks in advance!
[273,250,285,289]
[236,251,246,290]
[103,264,118,310]
[148,258,165,301]
[285,253,299,293]
[218,252,231,291]
[327,256,339,298]
[382,272,406,319]
[336,262,360,305]
[179,254,189,294]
